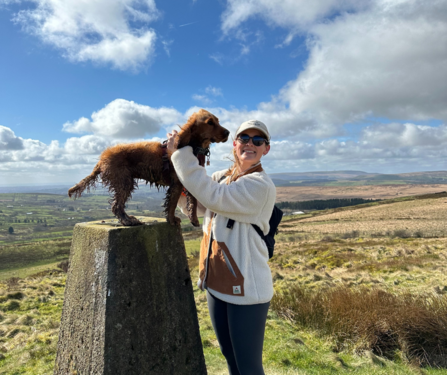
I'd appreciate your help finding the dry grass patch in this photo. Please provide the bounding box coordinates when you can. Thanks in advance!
[271,237,447,294]
[276,184,447,202]
[284,198,447,238]
[272,285,447,367]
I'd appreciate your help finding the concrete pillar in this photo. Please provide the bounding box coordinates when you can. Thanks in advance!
[54,218,207,375]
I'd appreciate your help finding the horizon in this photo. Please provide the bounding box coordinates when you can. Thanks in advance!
[0,169,446,189]
[1,0,446,185]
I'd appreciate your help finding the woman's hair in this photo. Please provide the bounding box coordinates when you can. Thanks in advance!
[223,148,240,184]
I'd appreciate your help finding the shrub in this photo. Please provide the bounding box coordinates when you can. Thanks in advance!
[33,225,48,232]
[393,229,411,238]
[321,235,334,242]
[4,300,21,311]
[5,277,20,291]
[6,292,25,300]
[271,284,447,366]
[57,260,69,273]
[414,230,424,238]
[341,230,359,239]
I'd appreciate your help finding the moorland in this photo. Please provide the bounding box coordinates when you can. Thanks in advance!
[1,182,447,374]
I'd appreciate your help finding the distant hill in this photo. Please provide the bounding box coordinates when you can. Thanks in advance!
[270,170,447,187]
[1,170,446,193]
[0,183,166,199]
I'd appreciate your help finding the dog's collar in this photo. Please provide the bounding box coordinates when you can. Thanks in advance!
[160,141,211,181]
[193,146,210,167]
[192,146,210,157]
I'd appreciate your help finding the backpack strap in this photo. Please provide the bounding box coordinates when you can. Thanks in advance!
[227,219,235,229]
[217,173,277,258]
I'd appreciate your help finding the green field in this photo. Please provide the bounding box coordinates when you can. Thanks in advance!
[0,192,168,244]
[0,192,195,279]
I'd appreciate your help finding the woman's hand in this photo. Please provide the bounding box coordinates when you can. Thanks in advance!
[166,129,179,153]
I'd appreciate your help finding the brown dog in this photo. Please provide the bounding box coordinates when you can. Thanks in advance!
[68,109,229,226]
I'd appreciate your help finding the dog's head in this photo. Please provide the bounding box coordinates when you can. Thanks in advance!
[179,109,230,149]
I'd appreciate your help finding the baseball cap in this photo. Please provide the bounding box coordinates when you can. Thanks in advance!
[235,120,270,141]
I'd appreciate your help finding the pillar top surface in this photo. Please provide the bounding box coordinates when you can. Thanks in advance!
[75,217,165,230]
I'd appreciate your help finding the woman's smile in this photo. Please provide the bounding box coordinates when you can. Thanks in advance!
[233,128,270,171]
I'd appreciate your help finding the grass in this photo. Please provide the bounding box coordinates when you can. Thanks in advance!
[325,180,408,186]
[2,234,447,374]
[271,285,447,366]
[2,192,447,373]
[192,269,447,375]
[0,261,66,281]
[0,270,65,375]
[0,239,71,281]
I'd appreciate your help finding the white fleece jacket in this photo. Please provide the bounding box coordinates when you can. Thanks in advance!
[172,146,276,305]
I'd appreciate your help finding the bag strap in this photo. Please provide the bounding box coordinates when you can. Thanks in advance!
[251,223,265,239]
[219,174,268,237]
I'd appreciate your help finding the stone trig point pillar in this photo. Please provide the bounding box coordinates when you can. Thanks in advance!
[54,218,207,375]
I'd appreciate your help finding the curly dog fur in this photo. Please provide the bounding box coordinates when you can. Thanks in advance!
[68,109,229,226]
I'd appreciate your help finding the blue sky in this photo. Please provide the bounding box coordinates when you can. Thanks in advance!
[0,0,446,185]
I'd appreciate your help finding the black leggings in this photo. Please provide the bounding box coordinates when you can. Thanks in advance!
[206,291,270,375]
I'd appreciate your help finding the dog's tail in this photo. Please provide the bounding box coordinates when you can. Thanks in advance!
[68,164,101,199]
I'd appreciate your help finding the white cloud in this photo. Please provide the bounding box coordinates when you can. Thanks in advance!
[193,86,224,105]
[362,123,447,148]
[11,0,159,70]
[203,104,341,140]
[64,135,112,154]
[218,0,447,135]
[206,126,447,175]
[1,118,446,185]
[63,99,183,138]
[281,0,447,125]
[192,94,212,105]
[0,125,166,184]
[205,86,223,97]
[239,43,250,56]
[268,140,315,160]
[161,39,173,57]
[221,0,366,36]
[0,125,24,150]
[209,53,224,65]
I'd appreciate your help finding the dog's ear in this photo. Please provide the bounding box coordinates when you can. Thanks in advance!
[204,117,215,126]
[177,112,197,147]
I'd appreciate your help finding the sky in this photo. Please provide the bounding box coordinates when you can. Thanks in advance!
[0,0,446,186]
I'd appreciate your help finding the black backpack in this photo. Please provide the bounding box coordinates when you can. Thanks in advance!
[218,175,284,258]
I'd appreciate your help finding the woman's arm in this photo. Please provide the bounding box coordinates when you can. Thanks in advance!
[171,147,275,224]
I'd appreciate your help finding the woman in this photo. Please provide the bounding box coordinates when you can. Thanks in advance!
[167,119,275,375]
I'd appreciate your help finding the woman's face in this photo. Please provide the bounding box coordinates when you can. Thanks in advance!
[233,128,270,169]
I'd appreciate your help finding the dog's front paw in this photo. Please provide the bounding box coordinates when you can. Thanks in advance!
[121,216,143,226]
[190,219,200,227]
[129,216,144,226]
[167,216,182,226]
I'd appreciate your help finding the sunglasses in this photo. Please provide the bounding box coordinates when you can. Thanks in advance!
[237,134,269,146]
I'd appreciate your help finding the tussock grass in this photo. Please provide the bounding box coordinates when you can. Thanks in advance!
[272,285,447,367]
[0,270,65,374]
